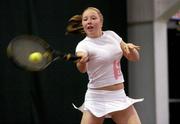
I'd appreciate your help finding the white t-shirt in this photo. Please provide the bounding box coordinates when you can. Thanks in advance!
[76,30,124,88]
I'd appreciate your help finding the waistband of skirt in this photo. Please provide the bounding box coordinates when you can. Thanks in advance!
[87,88,125,93]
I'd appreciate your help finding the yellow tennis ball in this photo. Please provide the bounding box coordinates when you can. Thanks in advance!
[28,52,42,63]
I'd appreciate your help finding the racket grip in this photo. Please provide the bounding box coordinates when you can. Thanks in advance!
[63,53,81,61]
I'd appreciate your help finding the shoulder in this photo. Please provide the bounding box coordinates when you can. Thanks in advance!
[76,37,89,51]
[103,30,118,35]
[77,37,87,45]
[103,30,122,42]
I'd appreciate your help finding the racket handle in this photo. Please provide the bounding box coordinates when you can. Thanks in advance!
[53,51,81,61]
[63,53,81,61]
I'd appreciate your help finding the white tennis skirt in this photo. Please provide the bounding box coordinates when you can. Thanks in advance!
[73,88,144,118]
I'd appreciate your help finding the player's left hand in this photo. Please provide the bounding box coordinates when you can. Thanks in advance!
[124,43,140,54]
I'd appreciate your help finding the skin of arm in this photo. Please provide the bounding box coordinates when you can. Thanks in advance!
[76,51,89,73]
[120,40,140,62]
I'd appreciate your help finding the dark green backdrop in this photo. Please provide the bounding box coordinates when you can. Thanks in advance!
[0,0,127,124]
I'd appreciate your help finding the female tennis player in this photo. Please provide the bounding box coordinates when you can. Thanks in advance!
[67,7,143,124]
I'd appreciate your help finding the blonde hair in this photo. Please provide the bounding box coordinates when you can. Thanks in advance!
[66,7,103,35]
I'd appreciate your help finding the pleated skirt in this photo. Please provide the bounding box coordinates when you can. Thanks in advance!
[73,88,144,118]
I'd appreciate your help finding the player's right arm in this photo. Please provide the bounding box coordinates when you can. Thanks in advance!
[76,51,89,73]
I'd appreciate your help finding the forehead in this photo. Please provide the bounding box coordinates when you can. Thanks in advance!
[82,9,99,17]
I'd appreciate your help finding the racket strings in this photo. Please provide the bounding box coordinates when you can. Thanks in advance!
[7,35,81,71]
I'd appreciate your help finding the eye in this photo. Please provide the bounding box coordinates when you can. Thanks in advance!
[91,16,97,20]
[92,17,96,20]
[83,18,88,21]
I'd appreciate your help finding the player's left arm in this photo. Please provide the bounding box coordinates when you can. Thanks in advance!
[120,40,141,62]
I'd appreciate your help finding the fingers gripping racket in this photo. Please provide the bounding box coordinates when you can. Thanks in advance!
[7,35,80,71]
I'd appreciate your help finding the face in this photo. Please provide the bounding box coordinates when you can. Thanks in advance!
[82,9,103,38]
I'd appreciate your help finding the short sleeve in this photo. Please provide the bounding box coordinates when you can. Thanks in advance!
[109,30,122,44]
[75,41,88,53]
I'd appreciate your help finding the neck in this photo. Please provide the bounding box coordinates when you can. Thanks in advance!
[88,30,103,38]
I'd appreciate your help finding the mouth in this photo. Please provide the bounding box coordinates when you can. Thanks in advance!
[87,25,94,30]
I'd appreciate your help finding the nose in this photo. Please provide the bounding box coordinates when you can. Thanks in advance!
[87,19,92,24]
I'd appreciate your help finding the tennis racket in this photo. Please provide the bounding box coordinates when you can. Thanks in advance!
[7,35,80,71]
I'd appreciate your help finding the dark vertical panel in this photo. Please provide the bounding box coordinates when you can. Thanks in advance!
[168,28,180,99]
[0,0,127,123]
[168,20,180,124]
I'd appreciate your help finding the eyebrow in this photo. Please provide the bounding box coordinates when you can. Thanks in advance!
[83,14,98,18]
